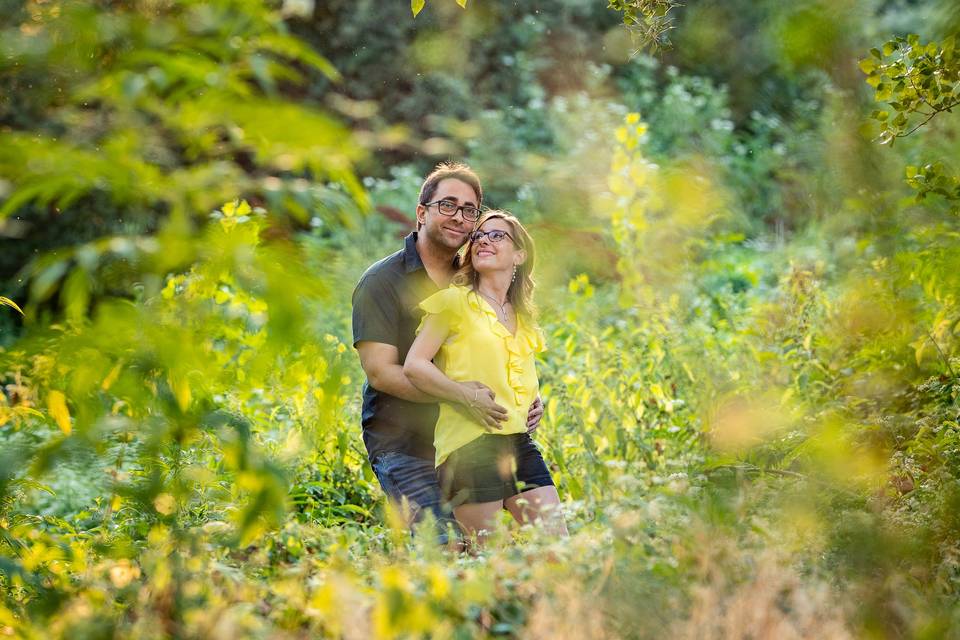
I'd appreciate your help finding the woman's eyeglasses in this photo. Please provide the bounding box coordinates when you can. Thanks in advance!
[422,199,482,222]
[470,229,514,244]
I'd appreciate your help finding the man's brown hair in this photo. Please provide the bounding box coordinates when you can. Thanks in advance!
[418,161,483,208]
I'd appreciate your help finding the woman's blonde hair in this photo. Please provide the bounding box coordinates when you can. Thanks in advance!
[452,210,537,318]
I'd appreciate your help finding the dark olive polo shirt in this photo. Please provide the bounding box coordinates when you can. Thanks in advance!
[351,232,448,462]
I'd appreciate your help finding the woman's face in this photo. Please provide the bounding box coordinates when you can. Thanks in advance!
[471,218,523,275]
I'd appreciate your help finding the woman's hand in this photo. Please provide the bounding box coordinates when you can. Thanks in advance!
[458,381,508,430]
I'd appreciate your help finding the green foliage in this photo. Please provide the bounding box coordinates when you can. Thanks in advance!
[3,1,960,638]
[861,34,960,212]
[413,0,468,18]
[0,0,366,298]
[607,0,680,50]
[862,34,959,143]
[904,161,960,209]
[0,299,23,316]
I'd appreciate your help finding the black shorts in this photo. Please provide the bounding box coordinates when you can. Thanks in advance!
[437,432,556,506]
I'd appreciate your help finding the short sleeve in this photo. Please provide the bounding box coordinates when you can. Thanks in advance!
[532,327,547,354]
[352,273,399,347]
[417,287,464,335]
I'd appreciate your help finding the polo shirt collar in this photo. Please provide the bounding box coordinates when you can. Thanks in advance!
[403,231,425,273]
[404,230,462,273]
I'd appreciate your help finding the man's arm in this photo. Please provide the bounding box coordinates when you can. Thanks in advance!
[356,341,437,403]
[352,270,432,401]
[356,340,497,406]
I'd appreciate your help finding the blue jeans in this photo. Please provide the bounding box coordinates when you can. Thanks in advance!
[371,451,460,544]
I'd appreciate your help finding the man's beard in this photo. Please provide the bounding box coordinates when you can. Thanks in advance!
[425,221,466,252]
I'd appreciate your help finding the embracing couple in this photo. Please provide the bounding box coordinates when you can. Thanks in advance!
[351,162,567,546]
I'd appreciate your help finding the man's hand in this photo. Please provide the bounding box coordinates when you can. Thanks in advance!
[526,395,544,433]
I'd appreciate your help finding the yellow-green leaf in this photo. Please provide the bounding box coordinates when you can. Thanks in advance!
[914,338,927,366]
[47,390,72,435]
[412,0,425,16]
[0,297,23,315]
[169,375,192,411]
[102,361,123,391]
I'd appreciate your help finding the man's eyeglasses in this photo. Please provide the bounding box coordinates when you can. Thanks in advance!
[422,199,482,222]
[469,229,514,244]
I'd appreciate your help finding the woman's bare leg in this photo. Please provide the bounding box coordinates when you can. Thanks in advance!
[453,499,504,547]
[504,486,568,536]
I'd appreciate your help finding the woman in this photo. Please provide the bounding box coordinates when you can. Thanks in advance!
[404,211,567,543]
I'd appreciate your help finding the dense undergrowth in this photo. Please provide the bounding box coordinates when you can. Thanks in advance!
[2,1,960,638]
[2,173,958,636]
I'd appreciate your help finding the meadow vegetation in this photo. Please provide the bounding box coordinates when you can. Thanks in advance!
[1,0,959,637]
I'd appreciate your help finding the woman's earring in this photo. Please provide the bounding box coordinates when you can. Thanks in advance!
[511,264,517,283]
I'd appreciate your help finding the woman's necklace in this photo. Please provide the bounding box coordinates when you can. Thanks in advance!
[476,287,510,322]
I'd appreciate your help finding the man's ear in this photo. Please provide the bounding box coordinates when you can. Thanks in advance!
[415,204,427,226]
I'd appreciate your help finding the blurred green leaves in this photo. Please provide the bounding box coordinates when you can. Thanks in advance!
[904,162,960,211]
[0,298,23,316]
[1,2,959,637]
[412,0,467,18]
[604,112,729,306]
[0,0,367,308]
[2,199,348,552]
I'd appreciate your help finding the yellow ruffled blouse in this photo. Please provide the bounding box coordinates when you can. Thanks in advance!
[417,285,546,467]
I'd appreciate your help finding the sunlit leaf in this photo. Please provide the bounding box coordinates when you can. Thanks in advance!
[46,391,72,435]
[0,297,23,315]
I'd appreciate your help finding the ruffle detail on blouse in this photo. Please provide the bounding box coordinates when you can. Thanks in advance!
[465,290,546,406]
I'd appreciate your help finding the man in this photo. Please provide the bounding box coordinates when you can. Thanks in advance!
[351,162,544,542]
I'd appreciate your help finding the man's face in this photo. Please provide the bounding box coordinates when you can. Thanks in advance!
[416,178,479,251]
